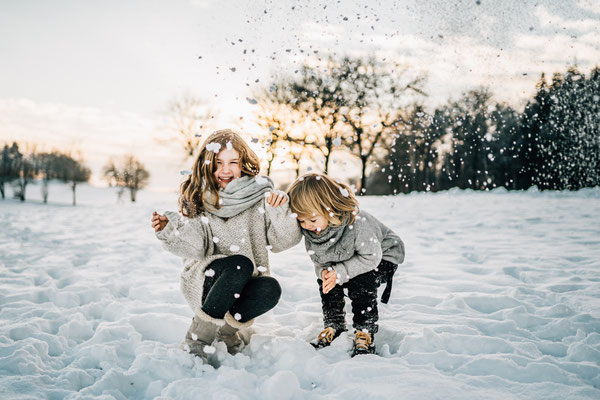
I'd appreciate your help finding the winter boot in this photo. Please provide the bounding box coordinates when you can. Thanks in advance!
[218,312,254,355]
[181,310,225,362]
[311,327,345,349]
[351,330,375,357]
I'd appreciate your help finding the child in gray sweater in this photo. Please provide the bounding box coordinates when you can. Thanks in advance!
[287,174,405,356]
[152,129,301,364]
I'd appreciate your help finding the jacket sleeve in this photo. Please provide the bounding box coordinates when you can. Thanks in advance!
[264,191,302,253]
[332,226,383,285]
[155,211,211,259]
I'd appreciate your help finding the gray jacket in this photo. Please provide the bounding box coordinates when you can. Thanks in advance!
[302,210,405,285]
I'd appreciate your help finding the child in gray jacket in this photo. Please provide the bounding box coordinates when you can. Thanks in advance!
[287,174,405,356]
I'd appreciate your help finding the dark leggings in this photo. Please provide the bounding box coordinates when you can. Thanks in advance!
[201,255,281,323]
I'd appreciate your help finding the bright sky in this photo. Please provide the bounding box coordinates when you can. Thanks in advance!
[1,0,599,190]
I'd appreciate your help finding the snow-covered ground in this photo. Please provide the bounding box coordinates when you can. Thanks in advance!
[1,183,599,399]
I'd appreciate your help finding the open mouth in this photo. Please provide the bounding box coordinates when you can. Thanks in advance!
[218,177,233,184]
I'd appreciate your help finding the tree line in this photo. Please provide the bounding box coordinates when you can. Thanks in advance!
[249,56,599,194]
[0,143,150,204]
[0,143,90,205]
[5,56,597,203]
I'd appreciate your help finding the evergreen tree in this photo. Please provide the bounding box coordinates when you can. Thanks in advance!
[527,67,600,190]
[0,143,20,199]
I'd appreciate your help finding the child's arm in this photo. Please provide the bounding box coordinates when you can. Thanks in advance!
[332,227,383,285]
[153,210,212,259]
[264,191,302,252]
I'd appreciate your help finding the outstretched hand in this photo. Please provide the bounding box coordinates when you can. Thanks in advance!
[151,211,169,232]
[266,191,287,208]
[321,268,337,294]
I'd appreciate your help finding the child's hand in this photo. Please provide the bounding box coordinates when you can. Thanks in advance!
[151,211,169,232]
[266,191,287,207]
[321,268,337,294]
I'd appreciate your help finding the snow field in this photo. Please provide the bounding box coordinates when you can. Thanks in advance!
[1,184,599,399]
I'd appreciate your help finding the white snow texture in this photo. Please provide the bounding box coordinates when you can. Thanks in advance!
[1,184,599,399]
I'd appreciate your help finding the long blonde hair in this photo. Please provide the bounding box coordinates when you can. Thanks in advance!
[287,173,359,226]
[179,129,260,217]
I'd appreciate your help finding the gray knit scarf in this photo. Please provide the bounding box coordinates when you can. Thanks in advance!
[204,175,274,218]
[302,215,356,265]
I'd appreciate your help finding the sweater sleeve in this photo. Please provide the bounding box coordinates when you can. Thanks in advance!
[332,225,383,285]
[264,191,302,253]
[155,211,211,259]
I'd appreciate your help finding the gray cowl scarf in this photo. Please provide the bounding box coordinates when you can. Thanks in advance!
[302,215,356,265]
[204,175,274,218]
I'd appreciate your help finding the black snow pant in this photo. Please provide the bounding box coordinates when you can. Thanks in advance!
[201,255,281,323]
[318,259,398,336]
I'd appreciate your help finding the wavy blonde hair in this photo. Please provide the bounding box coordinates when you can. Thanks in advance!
[179,129,260,217]
[287,173,359,226]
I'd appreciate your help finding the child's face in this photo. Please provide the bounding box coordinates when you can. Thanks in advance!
[297,214,329,234]
[214,148,242,189]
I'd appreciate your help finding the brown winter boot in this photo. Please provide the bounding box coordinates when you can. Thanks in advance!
[311,327,345,349]
[351,330,375,357]
[219,312,254,355]
[181,310,225,362]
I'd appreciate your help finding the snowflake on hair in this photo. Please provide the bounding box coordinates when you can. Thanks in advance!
[206,142,221,153]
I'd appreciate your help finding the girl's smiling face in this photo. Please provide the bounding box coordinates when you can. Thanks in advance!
[297,214,329,234]
[214,148,242,189]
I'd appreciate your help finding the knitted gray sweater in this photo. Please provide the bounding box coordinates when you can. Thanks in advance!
[302,210,405,285]
[156,192,302,320]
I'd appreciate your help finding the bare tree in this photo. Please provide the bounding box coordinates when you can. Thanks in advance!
[55,152,91,206]
[256,65,348,174]
[37,151,61,203]
[103,158,126,201]
[67,158,91,206]
[253,91,319,176]
[332,56,426,192]
[165,93,217,159]
[12,144,37,202]
[124,156,150,202]
[260,56,425,191]
[103,155,150,202]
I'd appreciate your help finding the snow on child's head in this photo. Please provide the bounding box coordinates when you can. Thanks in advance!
[179,129,261,217]
[287,173,359,231]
